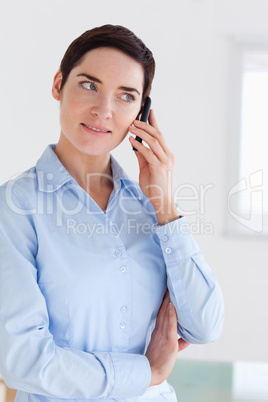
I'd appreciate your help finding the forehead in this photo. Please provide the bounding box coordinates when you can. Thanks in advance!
[72,47,144,89]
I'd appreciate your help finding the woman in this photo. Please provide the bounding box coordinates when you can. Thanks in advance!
[0,25,224,401]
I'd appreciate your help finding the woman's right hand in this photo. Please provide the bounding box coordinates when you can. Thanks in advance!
[145,290,190,387]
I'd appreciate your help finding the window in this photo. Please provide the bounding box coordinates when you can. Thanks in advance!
[227,39,268,236]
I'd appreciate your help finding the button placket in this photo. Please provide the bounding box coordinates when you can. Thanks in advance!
[112,226,118,235]
[110,231,130,341]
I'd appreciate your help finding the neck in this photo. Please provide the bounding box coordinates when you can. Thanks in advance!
[54,134,113,193]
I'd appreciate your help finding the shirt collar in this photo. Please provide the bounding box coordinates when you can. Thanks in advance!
[109,153,140,198]
[36,144,140,198]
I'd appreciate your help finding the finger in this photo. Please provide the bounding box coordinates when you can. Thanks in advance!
[132,120,169,151]
[129,127,167,164]
[159,297,173,336]
[161,290,171,312]
[132,116,170,154]
[163,289,170,303]
[178,338,190,352]
[155,290,170,330]
[129,136,158,165]
[148,109,160,130]
[156,290,170,322]
[132,144,147,168]
[163,302,177,339]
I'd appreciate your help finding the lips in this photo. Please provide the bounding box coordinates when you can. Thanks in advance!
[81,122,111,137]
[81,122,111,133]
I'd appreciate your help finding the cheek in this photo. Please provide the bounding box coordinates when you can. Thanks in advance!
[117,114,136,137]
[60,95,83,123]
[117,109,140,142]
[120,107,140,128]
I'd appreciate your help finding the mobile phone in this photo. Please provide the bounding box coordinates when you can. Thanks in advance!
[132,96,151,151]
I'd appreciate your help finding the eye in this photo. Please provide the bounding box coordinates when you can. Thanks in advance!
[79,81,97,91]
[121,93,135,102]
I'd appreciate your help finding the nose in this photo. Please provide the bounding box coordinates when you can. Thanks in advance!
[90,95,113,120]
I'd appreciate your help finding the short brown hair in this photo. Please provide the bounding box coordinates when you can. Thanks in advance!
[59,24,155,100]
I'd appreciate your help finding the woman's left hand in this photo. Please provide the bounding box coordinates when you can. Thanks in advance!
[129,110,179,224]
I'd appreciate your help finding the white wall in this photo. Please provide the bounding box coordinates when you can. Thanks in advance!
[0,0,267,363]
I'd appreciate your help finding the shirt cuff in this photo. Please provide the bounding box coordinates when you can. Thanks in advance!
[153,216,200,261]
[108,352,151,398]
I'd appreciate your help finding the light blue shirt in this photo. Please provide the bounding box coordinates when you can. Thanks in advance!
[0,144,224,401]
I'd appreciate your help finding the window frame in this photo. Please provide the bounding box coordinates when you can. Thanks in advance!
[226,36,268,238]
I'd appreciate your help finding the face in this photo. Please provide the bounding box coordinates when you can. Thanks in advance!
[52,47,144,156]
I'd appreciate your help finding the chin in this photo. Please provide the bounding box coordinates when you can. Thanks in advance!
[77,142,112,156]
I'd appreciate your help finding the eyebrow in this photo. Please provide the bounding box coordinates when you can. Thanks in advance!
[76,73,141,96]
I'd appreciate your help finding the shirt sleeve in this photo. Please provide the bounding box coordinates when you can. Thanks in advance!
[0,185,151,399]
[153,210,224,344]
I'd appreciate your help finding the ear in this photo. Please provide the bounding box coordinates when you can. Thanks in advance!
[52,69,63,101]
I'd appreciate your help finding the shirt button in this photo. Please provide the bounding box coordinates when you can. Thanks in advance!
[165,247,172,254]
[120,322,126,329]
[120,266,126,273]
[46,173,54,180]
[162,235,168,241]
[120,306,127,313]
[114,250,122,257]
